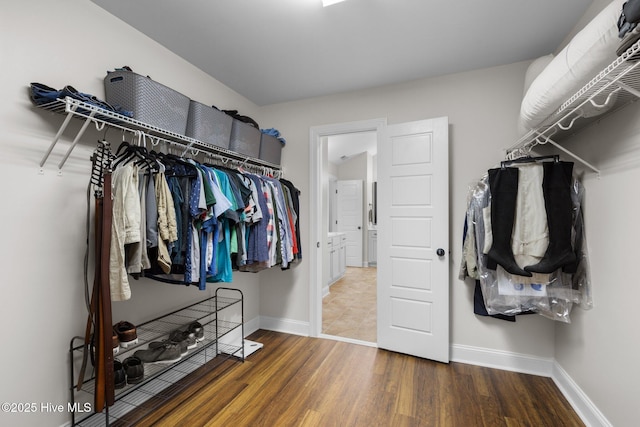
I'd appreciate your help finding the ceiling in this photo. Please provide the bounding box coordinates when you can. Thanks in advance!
[90,0,593,107]
[328,131,377,165]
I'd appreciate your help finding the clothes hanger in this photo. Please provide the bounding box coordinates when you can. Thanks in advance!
[113,137,159,172]
[500,154,559,169]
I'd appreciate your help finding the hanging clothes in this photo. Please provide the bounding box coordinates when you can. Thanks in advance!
[108,143,301,293]
[281,178,302,261]
[459,158,592,323]
[241,174,271,272]
[109,162,140,301]
[155,170,178,274]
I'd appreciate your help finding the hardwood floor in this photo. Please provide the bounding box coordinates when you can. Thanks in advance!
[125,330,584,427]
[322,267,377,342]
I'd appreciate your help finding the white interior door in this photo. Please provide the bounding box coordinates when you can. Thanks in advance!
[377,117,450,363]
[337,180,363,267]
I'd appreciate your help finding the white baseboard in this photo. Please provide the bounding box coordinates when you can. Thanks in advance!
[244,316,261,337]
[450,343,611,427]
[450,343,554,377]
[319,333,377,347]
[552,362,612,427]
[259,315,310,336]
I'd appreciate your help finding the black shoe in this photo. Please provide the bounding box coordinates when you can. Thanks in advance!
[171,329,198,350]
[187,322,205,342]
[123,356,144,384]
[114,360,126,389]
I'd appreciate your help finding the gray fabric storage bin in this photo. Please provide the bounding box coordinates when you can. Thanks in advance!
[259,133,283,165]
[104,70,190,135]
[229,119,261,158]
[186,101,232,149]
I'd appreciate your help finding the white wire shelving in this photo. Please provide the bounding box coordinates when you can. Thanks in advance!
[35,97,282,174]
[506,38,640,175]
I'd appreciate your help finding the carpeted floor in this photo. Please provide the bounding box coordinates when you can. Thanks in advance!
[322,267,377,342]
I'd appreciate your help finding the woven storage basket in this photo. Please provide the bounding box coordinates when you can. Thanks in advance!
[229,119,261,158]
[186,101,233,149]
[259,134,283,165]
[104,70,190,135]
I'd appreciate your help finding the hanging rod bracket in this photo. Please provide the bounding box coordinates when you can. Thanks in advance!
[532,131,600,176]
[58,110,97,170]
[39,102,79,168]
[615,80,640,99]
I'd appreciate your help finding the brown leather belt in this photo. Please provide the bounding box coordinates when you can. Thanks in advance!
[76,172,114,412]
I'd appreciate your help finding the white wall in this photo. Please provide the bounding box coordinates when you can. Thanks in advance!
[550,1,640,424]
[257,60,557,357]
[257,48,637,424]
[553,100,640,427]
[0,2,264,426]
[2,1,634,426]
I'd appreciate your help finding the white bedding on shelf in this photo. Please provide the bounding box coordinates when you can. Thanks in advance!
[517,0,624,135]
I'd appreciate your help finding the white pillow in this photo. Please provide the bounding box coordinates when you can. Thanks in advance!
[523,54,554,96]
[518,0,624,133]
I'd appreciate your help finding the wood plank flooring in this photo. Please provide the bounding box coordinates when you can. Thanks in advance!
[125,330,584,427]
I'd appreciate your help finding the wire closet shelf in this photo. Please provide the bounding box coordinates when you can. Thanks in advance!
[505,38,640,175]
[36,96,282,176]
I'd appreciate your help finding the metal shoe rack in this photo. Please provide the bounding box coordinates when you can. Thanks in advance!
[68,287,244,426]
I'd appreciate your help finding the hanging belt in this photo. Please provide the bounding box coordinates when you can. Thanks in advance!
[76,172,115,412]
[99,172,115,408]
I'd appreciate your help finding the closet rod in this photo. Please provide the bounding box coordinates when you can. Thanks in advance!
[507,130,600,175]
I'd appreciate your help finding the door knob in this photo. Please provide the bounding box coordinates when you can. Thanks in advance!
[436,248,445,257]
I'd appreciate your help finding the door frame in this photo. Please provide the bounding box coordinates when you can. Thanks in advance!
[309,118,387,339]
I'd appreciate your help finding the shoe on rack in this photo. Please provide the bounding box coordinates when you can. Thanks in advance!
[171,329,198,350]
[114,360,126,389]
[133,343,182,364]
[123,356,144,384]
[114,321,138,348]
[149,337,188,357]
[90,331,120,358]
[149,329,196,356]
[187,321,205,342]
[112,328,120,356]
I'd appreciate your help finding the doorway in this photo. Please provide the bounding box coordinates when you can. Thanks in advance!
[324,159,375,342]
[310,117,450,362]
[309,118,386,344]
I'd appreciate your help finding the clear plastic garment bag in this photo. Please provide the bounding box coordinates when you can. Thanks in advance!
[460,156,592,323]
